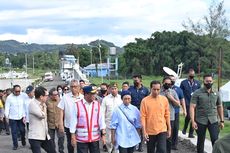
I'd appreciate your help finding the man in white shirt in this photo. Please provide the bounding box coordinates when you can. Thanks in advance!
[24,85,35,130]
[58,79,83,153]
[5,85,26,150]
[70,85,106,153]
[101,82,123,153]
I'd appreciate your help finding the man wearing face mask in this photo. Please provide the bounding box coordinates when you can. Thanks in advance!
[128,74,149,152]
[190,74,224,153]
[180,68,201,138]
[160,77,180,153]
[101,82,123,153]
[169,75,186,150]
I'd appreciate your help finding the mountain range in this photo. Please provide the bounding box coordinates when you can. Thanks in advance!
[0,40,124,54]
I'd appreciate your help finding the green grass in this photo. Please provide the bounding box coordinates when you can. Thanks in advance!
[179,114,230,139]
[88,75,163,88]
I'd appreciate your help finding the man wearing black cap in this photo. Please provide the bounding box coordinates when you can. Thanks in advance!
[70,86,106,153]
[128,74,149,152]
[24,85,35,130]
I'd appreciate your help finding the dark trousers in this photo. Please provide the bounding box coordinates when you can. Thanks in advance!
[196,122,219,153]
[77,141,100,153]
[49,128,65,153]
[29,138,56,153]
[119,146,135,153]
[167,121,174,153]
[0,117,10,132]
[183,105,194,135]
[9,118,25,147]
[65,127,74,153]
[171,113,179,147]
[147,132,167,153]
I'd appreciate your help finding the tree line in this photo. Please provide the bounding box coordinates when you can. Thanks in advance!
[119,31,230,78]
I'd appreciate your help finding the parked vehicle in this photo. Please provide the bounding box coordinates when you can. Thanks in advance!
[44,72,54,81]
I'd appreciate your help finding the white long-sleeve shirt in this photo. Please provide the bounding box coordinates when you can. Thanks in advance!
[101,94,123,127]
[70,98,106,133]
[57,92,84,128]
[5,93,26,120]
[24,95,34,123]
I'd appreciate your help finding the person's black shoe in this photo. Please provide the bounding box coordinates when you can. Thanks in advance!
[103,144,108,152]
[188,134,195,138]
[182,129,186,135]
[138,147,144,152]
[12,146,18,150]
[6,131,10,135]
[22,140,26,146]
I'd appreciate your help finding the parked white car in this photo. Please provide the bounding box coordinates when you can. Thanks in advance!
[44,72,54,82]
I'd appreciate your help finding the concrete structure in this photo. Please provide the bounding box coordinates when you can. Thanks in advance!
[84,63,110,77]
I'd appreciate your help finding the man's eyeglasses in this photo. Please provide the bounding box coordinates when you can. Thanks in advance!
[64,88,69,91]
[14,90,20,93]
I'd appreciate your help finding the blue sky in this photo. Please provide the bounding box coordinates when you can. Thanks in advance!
[0,0,229,47]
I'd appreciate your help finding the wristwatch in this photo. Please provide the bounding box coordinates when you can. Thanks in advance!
[220,120,224,123]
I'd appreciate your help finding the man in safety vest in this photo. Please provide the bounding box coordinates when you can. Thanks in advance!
[70,85,106,153]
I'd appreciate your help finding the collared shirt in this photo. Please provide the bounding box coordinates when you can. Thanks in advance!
[57,92,84,128]
[24,95,34,123]
[172,85,184,113]
[47,99,61,129]
[160,88,179,121]
[5,93,26,120]
[140,95,170,135]
[191,87,222,125]
[110,103,141,148]
[28,99,50,140]
[180,79,201,106]
[101,94,123,127]
[128,85,149,110]
[69,98,106,133]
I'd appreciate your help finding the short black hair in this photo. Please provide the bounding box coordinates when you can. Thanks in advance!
[101,83,108,87]
[188,68,195,73]
[203,74,213,79]
[150,80,161,88]
[132,74,142,79]
[122,81,129,86]
[57,85,63,91]
[79,79,85,83]
[162,76,172,83]
[13,85,21,90]
[49,88,56,96]
[35,86,47,99]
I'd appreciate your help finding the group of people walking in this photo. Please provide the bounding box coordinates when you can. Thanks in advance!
[0,69,226,153]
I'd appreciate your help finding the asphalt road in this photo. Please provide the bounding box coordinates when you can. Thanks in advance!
[0,76,198,153]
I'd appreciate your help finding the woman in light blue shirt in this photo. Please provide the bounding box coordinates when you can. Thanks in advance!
[110,90,141,153]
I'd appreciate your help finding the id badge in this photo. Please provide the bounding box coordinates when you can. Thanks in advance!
[191,92,193,96]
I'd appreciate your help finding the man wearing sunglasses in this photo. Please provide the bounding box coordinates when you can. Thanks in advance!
[5,85,26,150]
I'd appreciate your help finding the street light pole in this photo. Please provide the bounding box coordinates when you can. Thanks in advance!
[33,55,34,74]
[98,40,103,83]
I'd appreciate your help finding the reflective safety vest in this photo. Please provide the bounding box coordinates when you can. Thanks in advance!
[75,99,100,142]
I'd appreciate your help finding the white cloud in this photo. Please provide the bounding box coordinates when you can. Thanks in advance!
[0,0,229,46]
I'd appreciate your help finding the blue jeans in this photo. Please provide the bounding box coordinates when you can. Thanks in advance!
[9,118,26,147]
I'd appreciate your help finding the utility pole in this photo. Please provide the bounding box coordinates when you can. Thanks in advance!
[218,47,223,91]
[33,55,35,74]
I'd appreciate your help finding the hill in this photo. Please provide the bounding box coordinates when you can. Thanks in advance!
[0,40,124,54]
